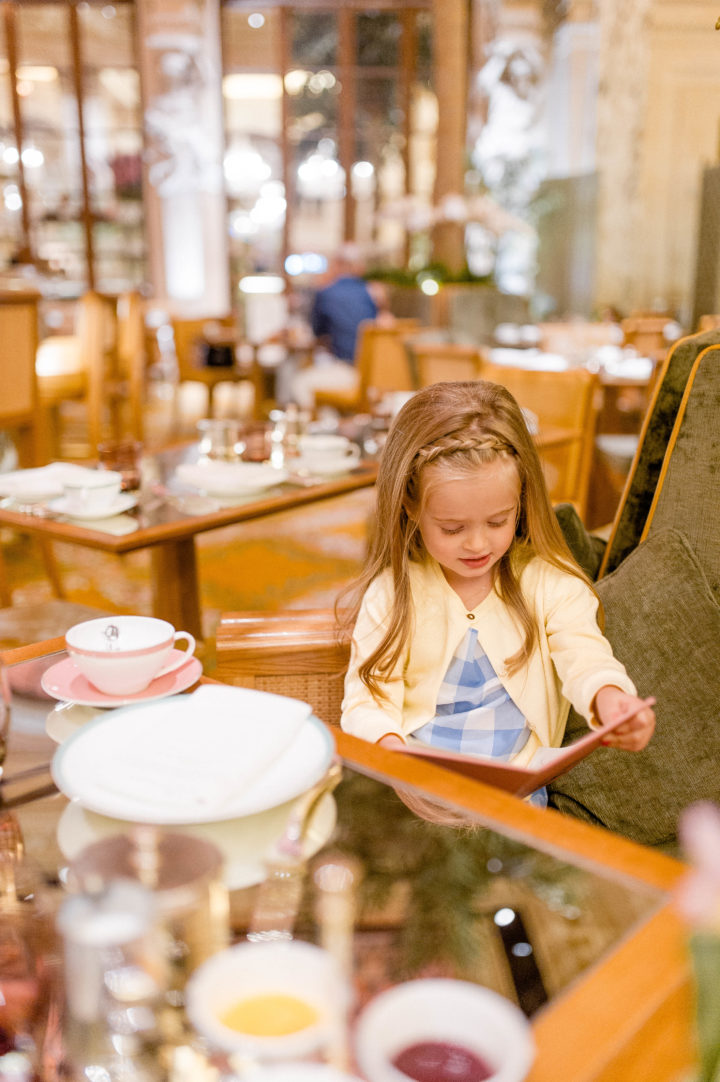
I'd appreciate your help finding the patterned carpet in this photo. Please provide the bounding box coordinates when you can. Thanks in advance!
[0,486,374,658]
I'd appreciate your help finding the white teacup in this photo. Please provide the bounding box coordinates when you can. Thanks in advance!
[298,435,360,474]
[65,615,196,696]
[63,471,123,516]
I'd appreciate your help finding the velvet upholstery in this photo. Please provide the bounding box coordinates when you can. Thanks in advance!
[601,329,720,574]
[547,530,720,848]
[549,342,720,847]
[553,503,605,580]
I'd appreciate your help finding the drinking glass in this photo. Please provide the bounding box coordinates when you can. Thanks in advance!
[97,439,144,491]
[197,419,246,462]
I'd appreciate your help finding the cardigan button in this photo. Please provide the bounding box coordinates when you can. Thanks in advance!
[466,612,475,620]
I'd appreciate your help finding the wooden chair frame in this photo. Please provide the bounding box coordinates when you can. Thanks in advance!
[215,608,351,726]
[481,361,600,519]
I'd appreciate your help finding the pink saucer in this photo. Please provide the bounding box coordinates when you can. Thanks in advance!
[41,651,203,707]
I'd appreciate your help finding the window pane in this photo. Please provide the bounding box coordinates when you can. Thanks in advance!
[291,12,336,68]
[15,2,86,290]
[79,1,145,292]
[416,9,433,87]
[356,12,401,67]
[222,7,284,280]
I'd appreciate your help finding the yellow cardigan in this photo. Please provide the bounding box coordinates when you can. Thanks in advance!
[341,556,637,763]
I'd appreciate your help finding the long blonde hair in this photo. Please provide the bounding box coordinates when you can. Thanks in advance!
[339,380,589,701]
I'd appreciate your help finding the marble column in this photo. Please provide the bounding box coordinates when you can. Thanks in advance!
[136,0,230,315]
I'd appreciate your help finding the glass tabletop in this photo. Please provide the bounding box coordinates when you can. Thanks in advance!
[3,648,665,1031]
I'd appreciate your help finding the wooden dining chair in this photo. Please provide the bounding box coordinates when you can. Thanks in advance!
[215,609,351,728]
[314,318,423,414]
[115,290,147,444]
[170,315,258,425]
[696,313,720,333]
[36,290,117,460]
[0,289,42,467]
[481,361,600,520]
[537,320,622,358]
[620,314,679,365]
[408,341,485,387]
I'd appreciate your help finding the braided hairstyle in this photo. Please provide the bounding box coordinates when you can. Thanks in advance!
[339,380,587,701]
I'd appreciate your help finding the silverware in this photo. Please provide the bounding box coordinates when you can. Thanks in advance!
[275,758,343,861]
[247,759,343,942]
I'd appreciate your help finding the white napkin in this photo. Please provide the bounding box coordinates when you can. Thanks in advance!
[176,461,288,495]
[0,462,103,501]
[55,684,313,821]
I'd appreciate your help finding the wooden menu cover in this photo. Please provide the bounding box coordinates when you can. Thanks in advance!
[398,697,656,798]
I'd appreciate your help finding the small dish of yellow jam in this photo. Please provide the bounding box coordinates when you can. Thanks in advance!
[220,993,319,1037]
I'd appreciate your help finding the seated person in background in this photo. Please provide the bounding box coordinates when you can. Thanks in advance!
[340,381,655,807]
[291,243,390,409]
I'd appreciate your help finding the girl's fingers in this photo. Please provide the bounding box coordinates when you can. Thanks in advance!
[602,709,656,749]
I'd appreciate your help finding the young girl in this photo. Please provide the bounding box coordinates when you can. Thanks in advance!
[340,381,655,805]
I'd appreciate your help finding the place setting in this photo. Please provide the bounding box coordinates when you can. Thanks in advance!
[0,460,140,531]
[43,614,200,711]
[291,434,362,479]
[40,613,339,891]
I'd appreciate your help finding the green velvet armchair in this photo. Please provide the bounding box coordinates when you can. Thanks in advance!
[550,329,720,850]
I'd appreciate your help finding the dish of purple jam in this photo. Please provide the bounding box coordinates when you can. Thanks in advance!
[391,1039,493,1082]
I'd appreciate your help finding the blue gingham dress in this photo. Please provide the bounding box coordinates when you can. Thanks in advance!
[412,627,548,807]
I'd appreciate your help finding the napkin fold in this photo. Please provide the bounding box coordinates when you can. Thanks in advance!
[56,685,313,822]
[0,462,104,501]
[175,461,288,496]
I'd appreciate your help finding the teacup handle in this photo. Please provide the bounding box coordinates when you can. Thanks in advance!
[345,445,361,462]
[157,631,196,676]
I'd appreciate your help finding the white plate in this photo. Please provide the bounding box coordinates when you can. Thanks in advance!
[602,356,654,381]
[48,493,137,519]
[56,788,337,891]
[294,456,358,478]
[51,685,333,824]
[46,701,104,744]
[176,461,288,496]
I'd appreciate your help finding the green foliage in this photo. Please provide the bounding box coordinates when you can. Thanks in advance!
[331,771,584,978]
[364,264,493,287]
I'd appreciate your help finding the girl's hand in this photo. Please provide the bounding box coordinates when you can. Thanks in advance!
[377,733,406,750]
[593,686,656,752]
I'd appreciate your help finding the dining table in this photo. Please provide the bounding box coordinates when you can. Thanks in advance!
[0,423,576,643]
[0,446,380,642]
[0,635,697,1082]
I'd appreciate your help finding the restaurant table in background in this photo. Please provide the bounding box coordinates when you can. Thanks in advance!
[0,423,574,642]
[0,637,697,1082]
[0,447,380,641]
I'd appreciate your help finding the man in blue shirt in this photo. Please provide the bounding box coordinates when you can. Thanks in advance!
[291,244,389,409]
[310,246,379,362]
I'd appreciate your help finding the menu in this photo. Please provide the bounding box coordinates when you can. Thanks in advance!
[398,697,656,798]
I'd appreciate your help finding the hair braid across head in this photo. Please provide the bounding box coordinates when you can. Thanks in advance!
[414,431,515,468]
